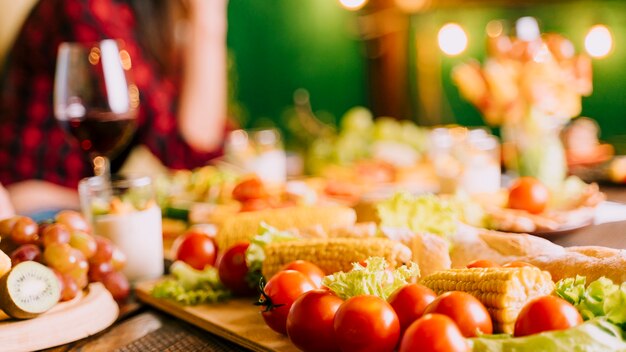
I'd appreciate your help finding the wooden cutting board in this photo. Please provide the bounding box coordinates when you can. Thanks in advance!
[0,283,119,352]
[135,281,299,352]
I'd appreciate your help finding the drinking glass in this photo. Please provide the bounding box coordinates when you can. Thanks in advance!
[224,128,287,184]
[54,40,139,177]
[79,174,163,282]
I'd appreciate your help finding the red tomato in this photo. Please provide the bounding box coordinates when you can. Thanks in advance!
[334,295,400,352]
[507,177,549,214]
[259,270,315,335]
[171,231,217,270]
[287,289,344,352]
[217,242,256,296]
[388,283,437,332]
[514,295,582,337]
[502,261,536,268]
[232,177,268,202]
[280,260,325,288]
[424,291,493,337]
[399,313,470,352]
[466,259,501,269]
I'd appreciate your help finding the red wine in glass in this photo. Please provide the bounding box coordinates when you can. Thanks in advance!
[54,40,138,176]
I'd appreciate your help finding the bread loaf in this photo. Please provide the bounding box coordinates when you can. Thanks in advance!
[522,246,626,284]
[450,225,565,268]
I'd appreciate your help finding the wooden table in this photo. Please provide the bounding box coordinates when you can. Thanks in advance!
[44,185,626,352]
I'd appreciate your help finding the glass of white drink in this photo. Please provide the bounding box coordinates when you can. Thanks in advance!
[79,175,163,282]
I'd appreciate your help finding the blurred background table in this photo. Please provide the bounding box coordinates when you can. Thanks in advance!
[44,185,626,352]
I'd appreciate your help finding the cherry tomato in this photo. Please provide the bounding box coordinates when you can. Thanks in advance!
[399,313,470,352]
[280,260,325,288]
[217,242,256,296]
[424,291,493,337]
[171,231,217,270]
[466,259,501,269]
[287,289,343,352]
[232,177,268,202]
[502,261,536,268]
[388,283,437,332]
[507,177,549,214]
[334,295,400,352]
[514,295,582,337]
[259,270,315,335]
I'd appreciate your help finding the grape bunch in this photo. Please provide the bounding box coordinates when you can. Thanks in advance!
[0,210,130,302]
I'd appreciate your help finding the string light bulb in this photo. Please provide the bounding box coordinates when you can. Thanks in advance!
[438,23,468,56]
[585,24,613,59]
[338,0,367,11]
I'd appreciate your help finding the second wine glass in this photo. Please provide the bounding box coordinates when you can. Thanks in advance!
[54,39,139,177]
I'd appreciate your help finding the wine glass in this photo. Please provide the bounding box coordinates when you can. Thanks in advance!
[54,39,138,177]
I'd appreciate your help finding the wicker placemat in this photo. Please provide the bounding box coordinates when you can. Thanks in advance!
[116,321,251,352]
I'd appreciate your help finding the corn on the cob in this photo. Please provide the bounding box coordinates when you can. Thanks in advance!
[420,267,555,334]
[261,237,412,279]
[215,206,357,251]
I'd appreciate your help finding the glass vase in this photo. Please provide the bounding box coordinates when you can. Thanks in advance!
[501,108,567,190]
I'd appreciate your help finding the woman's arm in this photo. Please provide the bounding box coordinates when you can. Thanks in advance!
[177,0,229,152]
[6,180,79,215]
[0,184,15,219]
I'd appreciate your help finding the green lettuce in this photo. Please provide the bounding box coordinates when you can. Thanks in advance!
[322,257,420,300]
[151,261,230,305]
[377,193,459,243]
[245,223,301,275]
[470,318,626,352]
[555,276,626,327]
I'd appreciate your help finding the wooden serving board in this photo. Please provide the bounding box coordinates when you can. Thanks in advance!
[135,281,299,352]
[0,283,119,352]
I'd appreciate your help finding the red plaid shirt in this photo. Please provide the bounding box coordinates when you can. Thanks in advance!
[0,0,226,188]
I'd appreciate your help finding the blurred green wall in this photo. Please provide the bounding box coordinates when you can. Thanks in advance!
[226,1,626,152]
[227,0,367,132]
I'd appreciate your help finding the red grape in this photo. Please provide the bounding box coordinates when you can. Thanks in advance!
[58,272,80,302]
[90,236,114,264]
[102,271,130,302]
[41,223,71,247]
[111,247,127,271]
[55,210,90,233]
[88,261,114,282]
[9,244,42,265]
[10,216,39,245]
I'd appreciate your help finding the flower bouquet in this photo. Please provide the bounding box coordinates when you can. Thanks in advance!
[453,28,593,189]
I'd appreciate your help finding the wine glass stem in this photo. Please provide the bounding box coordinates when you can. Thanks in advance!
[93,156,110,178]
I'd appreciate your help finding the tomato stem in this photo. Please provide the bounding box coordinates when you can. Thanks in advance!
[254,277,284,312]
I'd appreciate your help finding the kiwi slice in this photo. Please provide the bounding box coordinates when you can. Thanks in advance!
[0,261,60,319]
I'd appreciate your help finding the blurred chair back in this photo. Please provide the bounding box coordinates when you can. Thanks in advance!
[0,0,38,66]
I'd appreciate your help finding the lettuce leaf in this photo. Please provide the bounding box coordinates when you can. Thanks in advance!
[322,257,420,300]
[555,276,626,327]
[151,261,230,305]
[245,223,301,276]
[377,193,459,243]
[470,318,626,352]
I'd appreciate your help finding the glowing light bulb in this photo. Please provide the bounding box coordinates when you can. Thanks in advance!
[516,17,540,42]
[438,23,468,56]
[585,25,613,59]
[339,0,367,11]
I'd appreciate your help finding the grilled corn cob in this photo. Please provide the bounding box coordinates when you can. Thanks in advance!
[261,237,412,279]
[215,206,357,251]
[420,267,555,333]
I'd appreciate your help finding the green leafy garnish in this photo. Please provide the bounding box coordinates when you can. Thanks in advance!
[245,223,301,284]
[555,276,626,327]
[322,257,420,300]
[470,318,626,352]
[377,193,459,243]
[151,261,230,305]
